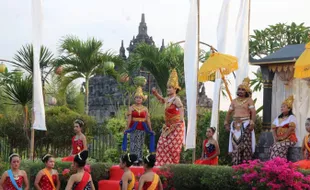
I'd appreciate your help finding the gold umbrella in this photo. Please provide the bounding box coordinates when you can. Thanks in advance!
[198,48,238,102]
[294,42,310,78]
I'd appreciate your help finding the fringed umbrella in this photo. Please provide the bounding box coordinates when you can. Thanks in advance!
[294,42,310,78]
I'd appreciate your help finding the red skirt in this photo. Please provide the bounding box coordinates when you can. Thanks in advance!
[62,155,74,162]
[295,160,310,169]
[194,157,218,165]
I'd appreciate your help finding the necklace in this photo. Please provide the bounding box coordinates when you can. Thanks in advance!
[236,97,248,106]
[12,171,19,180]
[132,104,145,115]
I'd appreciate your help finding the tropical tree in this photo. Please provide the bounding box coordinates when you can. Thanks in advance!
[127,43,184,96]
[1,75,32,143]
[250,22,310,59]
[56,35,124,114]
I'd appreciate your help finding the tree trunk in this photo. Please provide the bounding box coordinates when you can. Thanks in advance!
[22,106,31,159]
[85,78,89,115]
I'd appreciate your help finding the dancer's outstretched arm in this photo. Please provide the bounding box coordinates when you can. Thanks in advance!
[152,87,165,104]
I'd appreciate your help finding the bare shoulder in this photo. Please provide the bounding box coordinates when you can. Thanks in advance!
[53,169,59,175]
[247,98,254,104]
[21,170,28,176]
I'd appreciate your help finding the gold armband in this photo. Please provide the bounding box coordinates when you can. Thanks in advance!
[289,122,296,129]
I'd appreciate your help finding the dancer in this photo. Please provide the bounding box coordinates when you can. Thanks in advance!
[34,154,60,190]
[270,96,298,159]
[194,127,220,165]
[119,153,137,190]
[65,150,95,190]
[152,69,185,166]
[224,77,256,165]
[295,118,310,169]
[0,153,29,190]
[138,154,163,190]
[62,119,87,162]
[123,86,154,160]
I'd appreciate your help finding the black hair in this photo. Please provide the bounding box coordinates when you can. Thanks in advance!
[143,154,156,168]
[9,153,20,162]
[121,153,138,167]
[42,154,53,163]
[278,110,294,119]
[74,119,85,128]
[176,89,180,94]
[74,150,88,167]
[209,127,216,134]
[307,118,310,122]
[236,91,250,98]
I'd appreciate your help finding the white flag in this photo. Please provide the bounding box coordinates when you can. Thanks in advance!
[235,0,250,88]
[211,0,232,140]
[32,0,46,131]
[184,0,198,149]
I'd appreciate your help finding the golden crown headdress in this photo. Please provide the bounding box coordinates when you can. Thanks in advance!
[167,69,181,90]
[238,77,251,93]
[134,86,147,101]
[282,95,294,109]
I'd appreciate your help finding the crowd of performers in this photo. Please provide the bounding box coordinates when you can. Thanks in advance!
[3,69,310,190]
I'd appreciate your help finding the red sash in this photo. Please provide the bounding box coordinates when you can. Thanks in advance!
[75,172,90,190]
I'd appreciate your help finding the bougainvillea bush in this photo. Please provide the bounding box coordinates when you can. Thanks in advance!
[233,157,310,190]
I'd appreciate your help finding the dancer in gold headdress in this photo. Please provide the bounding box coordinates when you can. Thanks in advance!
[224,77,256,165]
[123,86,154,161]
[270,96,299,159]
[152,69,185,166]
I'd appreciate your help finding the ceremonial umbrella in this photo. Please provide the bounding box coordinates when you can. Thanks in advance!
[294,42,310,79]
[198,48,238,102]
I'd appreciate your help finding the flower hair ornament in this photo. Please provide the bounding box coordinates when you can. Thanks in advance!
[42,154,52,160]
[78,152,82,160]
[9,153,19,160]
[75,119,85,126]
[127,153,131,162]
[145,155,150,163]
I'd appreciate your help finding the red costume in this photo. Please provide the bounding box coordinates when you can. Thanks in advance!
[195,139,218,165]
[38,174,57,190]
[3,176,23,190]
[130,109,147,130]
[62,136,84,162]
[295,134,310,169]
[156,102,184,166]
[143,182,159,190]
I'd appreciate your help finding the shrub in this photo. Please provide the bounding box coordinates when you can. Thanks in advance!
[233,158,310,190]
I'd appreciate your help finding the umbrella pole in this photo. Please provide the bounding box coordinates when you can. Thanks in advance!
[219,69,233,102]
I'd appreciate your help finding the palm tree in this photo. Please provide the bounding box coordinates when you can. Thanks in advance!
[128,43,184,96]
[2,76,32,144]
[57,35,123,114]
[12,44,55,79]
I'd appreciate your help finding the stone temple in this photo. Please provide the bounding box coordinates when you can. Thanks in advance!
[88,14,162,124]
[88,13,212,124]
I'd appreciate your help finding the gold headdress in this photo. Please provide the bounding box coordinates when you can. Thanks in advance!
[167,69,181,90]
[282,95,294,109]
[238,77,251,93]
[134,86,147,101]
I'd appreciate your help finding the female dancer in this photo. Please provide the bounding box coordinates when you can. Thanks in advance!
[195,127,220,165]
[123,86,154,160]
[295,118,310,169]
[119,153,138,190]
[62,119,87,162]
[270,96,299,159]
[152,69,185,166]
[34,154,60,190]
[138,154,163,190]
[65,150,95,190]
[0,153,29,190]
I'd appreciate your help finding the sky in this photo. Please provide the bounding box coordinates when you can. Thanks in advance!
[0,0,310,110]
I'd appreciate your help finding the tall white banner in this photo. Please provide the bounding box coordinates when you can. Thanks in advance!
[32,0,46,131]
[211,0,231,140]
[235,0,250,89]
[184,0,198,149]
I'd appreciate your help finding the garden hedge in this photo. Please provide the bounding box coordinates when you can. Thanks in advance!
[4,160,310,190]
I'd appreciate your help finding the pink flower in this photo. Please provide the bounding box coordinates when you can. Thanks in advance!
[84,164,91,173]
[62,168,70,176]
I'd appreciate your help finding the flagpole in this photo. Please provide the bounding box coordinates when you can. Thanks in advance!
[192,0,200,164]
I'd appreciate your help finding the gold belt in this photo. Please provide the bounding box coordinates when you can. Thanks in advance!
[233,117,250,122]
[132,118,146,122]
